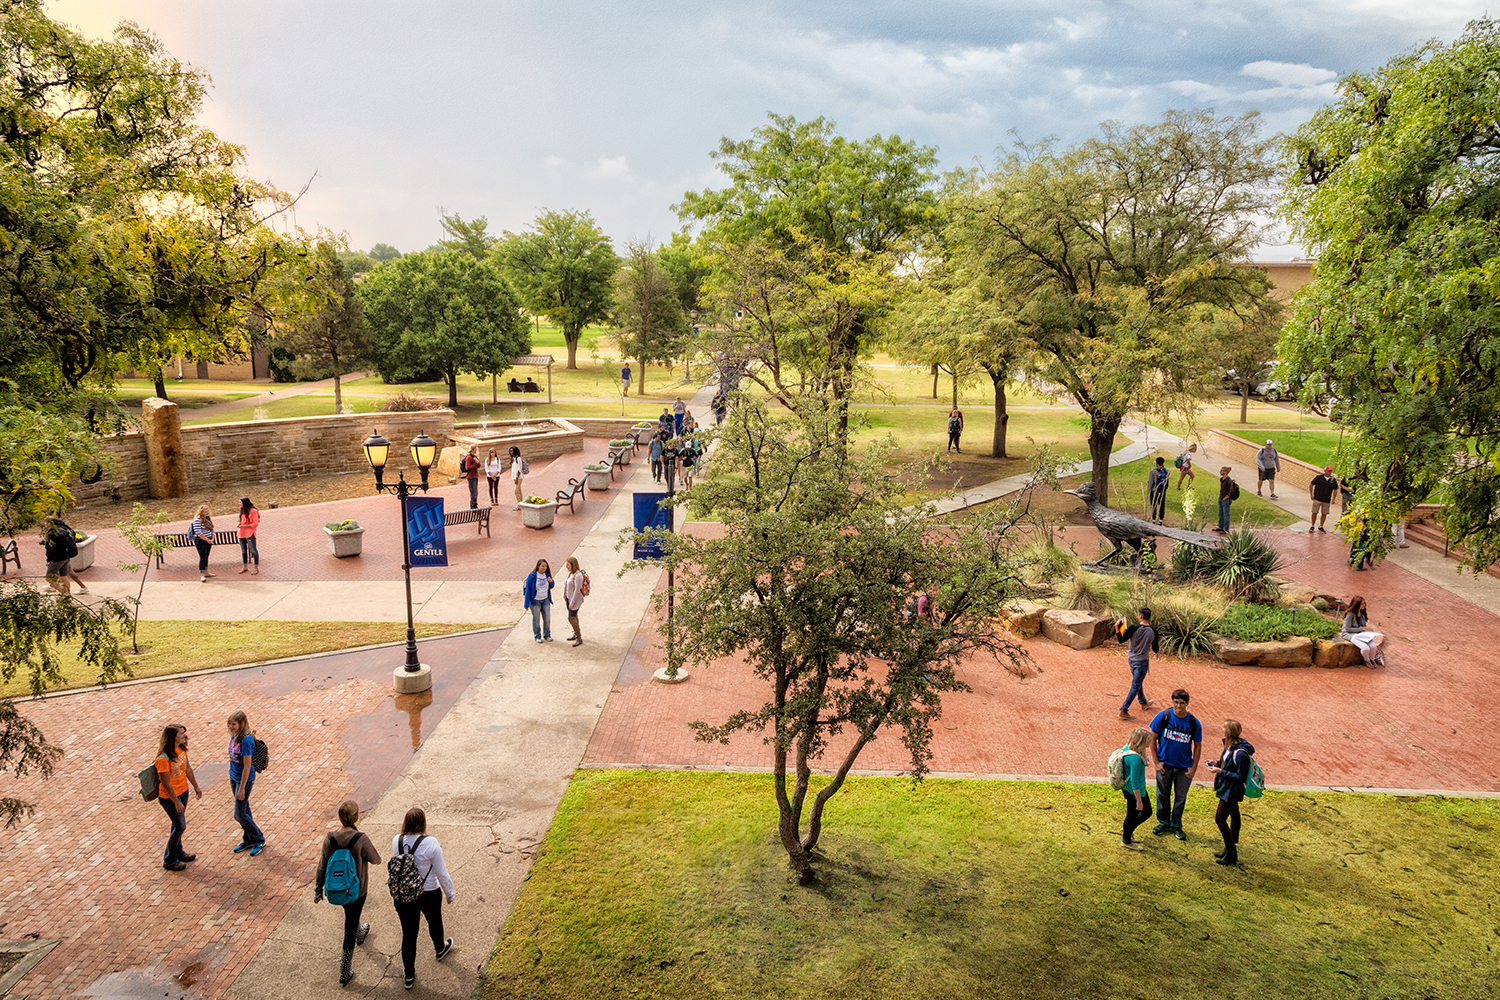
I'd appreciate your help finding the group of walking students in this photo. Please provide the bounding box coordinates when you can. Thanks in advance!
[152,715,456,990]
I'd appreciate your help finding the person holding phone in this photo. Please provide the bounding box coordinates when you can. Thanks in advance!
[1205,719,1255,866]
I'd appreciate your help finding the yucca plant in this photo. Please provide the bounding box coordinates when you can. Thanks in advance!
[1151,593,1222,657]
[1210,530,1283,602]
[1062,571,1127,614]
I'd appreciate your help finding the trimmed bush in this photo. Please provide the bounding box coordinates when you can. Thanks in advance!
[1215,603,1340,642]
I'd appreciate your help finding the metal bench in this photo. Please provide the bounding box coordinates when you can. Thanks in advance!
[607,447,630,480]
[443,505,492,537]
[152,529,242,566]
[555,479,586,513]
[0,538,19,574]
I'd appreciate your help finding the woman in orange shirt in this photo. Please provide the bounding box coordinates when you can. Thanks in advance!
[238,497,260,575]
[155,723,202,871]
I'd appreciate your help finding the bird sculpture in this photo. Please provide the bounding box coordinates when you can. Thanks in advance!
[1064,480,1222,569]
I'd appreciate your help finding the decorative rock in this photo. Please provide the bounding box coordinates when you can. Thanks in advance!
[1212,636,1314,667]
[1313,638,1363,669]
[1000,600,1048,637]
[141,397,188,499]
[1041,609,1115,650]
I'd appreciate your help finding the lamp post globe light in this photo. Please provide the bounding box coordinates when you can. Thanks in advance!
[363,429,439,694]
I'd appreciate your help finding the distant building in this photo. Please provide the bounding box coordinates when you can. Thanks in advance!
[1243,259,1315,303]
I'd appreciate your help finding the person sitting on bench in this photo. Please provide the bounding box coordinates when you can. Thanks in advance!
[523,378,540,393]
[508,378,523,392]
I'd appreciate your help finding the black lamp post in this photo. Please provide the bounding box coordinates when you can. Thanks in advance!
[363,429,438,688]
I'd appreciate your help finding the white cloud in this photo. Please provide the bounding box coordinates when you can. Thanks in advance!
[1240,61,1338,87]
[1053,13,1106,42]
[543,155,564,168]
[588,155,632,181]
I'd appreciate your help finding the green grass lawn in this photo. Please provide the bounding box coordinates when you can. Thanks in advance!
[1,620,484,698]
[1156,404,1339,440]
[117,389,256,410]
[852,405,1111,470]
[480,770,1500,1000]
[115,378,278,393]
[1059,454,1300,531]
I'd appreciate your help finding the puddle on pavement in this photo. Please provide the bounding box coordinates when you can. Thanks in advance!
[81,966,207,998]
[394,688,434,749]
[174,961,205,986]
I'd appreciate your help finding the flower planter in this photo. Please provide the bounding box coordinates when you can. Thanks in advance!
[324,526,365,557]
[70,534,97,572]
[610,443,632,464]
[634,426,655,445]
[519,500,557,529]
[585,468,612,492]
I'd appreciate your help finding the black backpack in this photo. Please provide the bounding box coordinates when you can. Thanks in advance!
[388,834,428,903]
[1229,479,1241,502]
[252,736,269,772]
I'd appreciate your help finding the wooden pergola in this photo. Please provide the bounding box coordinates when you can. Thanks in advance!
[493,354,556,404]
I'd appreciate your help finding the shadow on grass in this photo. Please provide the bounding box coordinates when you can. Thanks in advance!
[480,771,1500,1000]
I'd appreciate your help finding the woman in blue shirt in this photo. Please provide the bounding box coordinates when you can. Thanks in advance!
[1120,727,1154,850]
[1206,719,1255,866]
[523,559,555,642]
[227,710,265,854]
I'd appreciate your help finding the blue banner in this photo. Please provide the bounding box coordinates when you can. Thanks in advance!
[632,492,673,559]
[406,495,448,567]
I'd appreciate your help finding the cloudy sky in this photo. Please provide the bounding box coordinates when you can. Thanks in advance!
[48,1,1492,258]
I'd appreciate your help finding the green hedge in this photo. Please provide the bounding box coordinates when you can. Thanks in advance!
[1215,603,1340,642]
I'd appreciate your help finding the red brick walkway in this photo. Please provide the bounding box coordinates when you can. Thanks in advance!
[583,527,1500,794]
[0,630,503,999]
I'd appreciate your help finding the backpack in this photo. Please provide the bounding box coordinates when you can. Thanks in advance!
[251,737,269,773]
[948,415,961,433]
[387,834,428,903]
[519,458,531,475]
[1107,746,1134,790]
[324,832,364,905]
[1244,757,1266,800]
[1173,452,1185,470]
[137,764,161,802]
[580,572,590,597]
[1229,479,1241,502]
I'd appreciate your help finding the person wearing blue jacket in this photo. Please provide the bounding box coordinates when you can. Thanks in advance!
[1206,719,1255,866]
[1119,727,1154,850]
[523,559,555,643]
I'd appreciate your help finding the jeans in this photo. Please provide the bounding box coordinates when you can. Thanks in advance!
[233,776,264,846]
[240,536,259,566]
[947,431,961,451]
[530,600,552,639]
[1215,797,1241,860]
[159,790,188,862]
[194,538,212,572]
[674,413,684,435]
[651,458,662,481]
[1122,789,1153,844]
[1120,658,1150,713]
[467,477,479,509]
[1218,496,1231,532]
[487,476,500,505]
[395,889,446,979]
[1149,488,1166,523]
[341,894,368,951]
[1155,765,1192,829]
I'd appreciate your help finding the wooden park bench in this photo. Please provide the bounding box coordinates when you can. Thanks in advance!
[0,538,20,574]
[555,478,586,514]
[152,529,241,567]
[443,506,492,537]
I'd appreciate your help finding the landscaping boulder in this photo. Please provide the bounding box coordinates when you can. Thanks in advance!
[1314,638,1363,669]
[1041,609,1114,650]
[1000,601,1049,637]
[1212,636,1314,667]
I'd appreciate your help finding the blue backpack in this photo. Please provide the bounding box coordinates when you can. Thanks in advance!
[323,832,363,905]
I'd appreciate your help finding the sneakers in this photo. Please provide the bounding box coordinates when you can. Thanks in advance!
[404,974,415,990]
[544,636,554,642]
[249,843,264,856]
[534,637,543,643]
[1270,493,1278,499]
[1215,854,1237,866]
[435,939,453,961]
[164,859,187,871]
[1174,828,1187,841]
[75,585,89,594]
[179,853,197,863]
[1152,824,1172,837]
[233,842,252,853]
[1121,841,1144,851]
[1118,710,1132,721]
[1308,526,1315,533]
[1318,526,1327,532]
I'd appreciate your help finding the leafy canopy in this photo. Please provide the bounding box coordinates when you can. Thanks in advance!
[493,210,617,369]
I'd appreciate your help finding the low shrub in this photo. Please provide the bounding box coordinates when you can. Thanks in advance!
[383,392,441,412]
[1017,536,1079,585]
[1170,530,1282,602]
[1215,603,1339,643]
[325,519,360,531]
[1061,571,1127,614]
[1151,593,1221,657]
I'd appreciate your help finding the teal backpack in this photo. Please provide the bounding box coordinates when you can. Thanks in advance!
[323,832,363,905]
[1244,757,1267,800]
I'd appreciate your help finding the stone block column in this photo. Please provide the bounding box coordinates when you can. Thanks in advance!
[141,398,188,499]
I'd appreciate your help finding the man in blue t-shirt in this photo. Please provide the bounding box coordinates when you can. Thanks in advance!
[1149,688,1203,839]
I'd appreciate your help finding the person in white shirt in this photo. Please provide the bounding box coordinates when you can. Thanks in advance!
[484,449,504,506]
[564,556,587,646]
[509,446,526,509]
[391,807,455,990]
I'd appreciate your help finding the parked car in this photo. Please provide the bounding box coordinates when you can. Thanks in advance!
[1255,380,1290,402]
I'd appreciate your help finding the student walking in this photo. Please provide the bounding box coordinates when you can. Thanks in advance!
[1147,457,1170,525]
[315,799,382,987]
[564,556,587,646]
[238,497,260,574]
[509,447,526,509]
[1206,719,1255,866]
[1149,690,1202,840]
[154,724,201,871]
[191,504,216,582]
[649,431,665,483]
[662,436,679,491]
[461,446,481,509]
[1341,595,1386,666]
[1308,466,1339,533]
[1175,443,1197,490]
[672,396,686,435]
[1119,728,1154,850]
[523,559,554,642]
[1256,440,1281,498]
[391,808,455,991]
[946,406,964,452]
[621,363,632,395]
[41,516,86,595]
[484,449,504,506]
[1116,607,1157,720]
[226,711,265,855]
[1217,466,1236,534]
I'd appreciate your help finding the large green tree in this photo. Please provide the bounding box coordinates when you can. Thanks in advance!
[493,210,617,369]
[361,250,530,407]
[678,114,939,441]
[436,211,494,260]
[632,398,1031,880]
[946,111,1278,500]
[277,246,376,412]
[611,241,687,395]
[1279,18,1500,570]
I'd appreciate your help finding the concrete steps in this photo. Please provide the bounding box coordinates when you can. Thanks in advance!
[1403,510,1500,579]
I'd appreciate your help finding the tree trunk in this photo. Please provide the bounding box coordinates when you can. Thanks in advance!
[333,374,343,414]
[446,365,459,408]
[991,372,1009,458]
[564,324,580,369]
[1239,385,1249,423]
[1088,416,1122,501]
[153,369,167,399]
[951,370,959,407]
[931,363,939,399]
[638,365,646,396]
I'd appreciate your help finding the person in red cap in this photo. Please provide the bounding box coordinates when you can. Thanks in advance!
[1308,466,1339,532]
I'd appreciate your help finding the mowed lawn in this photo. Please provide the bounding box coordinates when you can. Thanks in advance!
[480,770,1500,1000]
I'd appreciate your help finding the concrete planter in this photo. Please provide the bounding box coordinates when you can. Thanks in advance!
[323,526,365,558]
[70,534,97,572]
[634,425,655,445]
[585,468,612,492]
[519,500,557,529]
[610,442,632,463]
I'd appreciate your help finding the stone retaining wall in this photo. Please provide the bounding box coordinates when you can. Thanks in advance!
[1206,429,1323,493]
